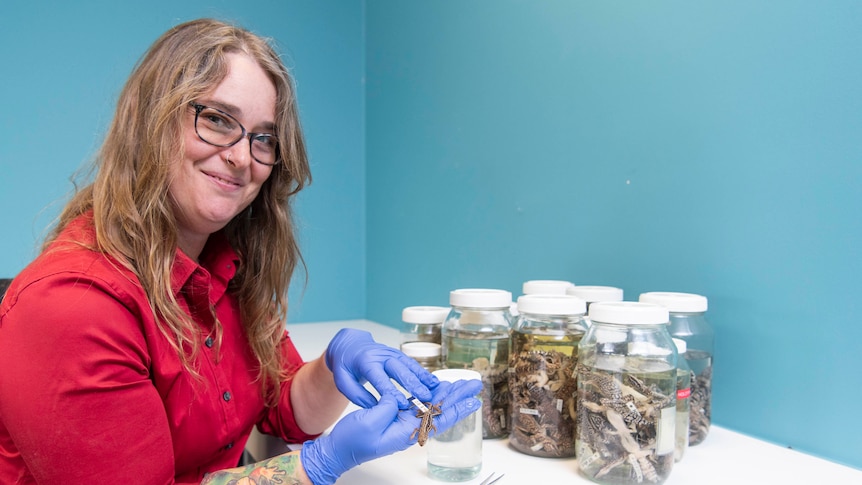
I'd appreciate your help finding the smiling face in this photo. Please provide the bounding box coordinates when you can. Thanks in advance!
[170,52,277,260]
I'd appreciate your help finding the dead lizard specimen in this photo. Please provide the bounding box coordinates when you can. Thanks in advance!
[410,401,443,446]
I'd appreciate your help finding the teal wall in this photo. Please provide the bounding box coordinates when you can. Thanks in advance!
[3,0,861,472]
[0,1,366,323]
[366,0,861,470]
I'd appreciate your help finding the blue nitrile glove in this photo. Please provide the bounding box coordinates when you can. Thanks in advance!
[300,377,483,485]
[325,328,437,409]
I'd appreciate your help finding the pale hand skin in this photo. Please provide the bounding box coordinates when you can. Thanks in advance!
[201,355,347,485]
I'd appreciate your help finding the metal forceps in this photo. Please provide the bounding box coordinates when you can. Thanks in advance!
[479,472,504,485]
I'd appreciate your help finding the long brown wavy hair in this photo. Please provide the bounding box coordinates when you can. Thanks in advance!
[47,18,311,405]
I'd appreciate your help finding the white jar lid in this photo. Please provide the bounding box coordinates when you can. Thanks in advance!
[432,368,482,383]
[522,280,575,295]
[516,294,586,316]
[401,342,442,358]
[589,301,669,325]
[402,306,450,324]
[566,285,624,302]
[639,292,708,312]
[449,289,512,308]
[672,338,687,354]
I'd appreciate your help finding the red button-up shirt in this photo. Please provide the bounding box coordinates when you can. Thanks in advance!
[0,214,317,484]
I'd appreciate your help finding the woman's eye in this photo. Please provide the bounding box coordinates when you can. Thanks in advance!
[201,110,236,132]
[253,134,277,152]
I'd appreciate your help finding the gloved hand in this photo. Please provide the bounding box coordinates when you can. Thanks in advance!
[300,377,482,485]
[325,328,437,408]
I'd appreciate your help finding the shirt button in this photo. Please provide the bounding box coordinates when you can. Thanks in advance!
[205,337,214,348]
[226,442,234,450]
[223,391,232,402]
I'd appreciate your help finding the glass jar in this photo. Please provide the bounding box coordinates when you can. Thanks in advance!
[672,338,692,463]
[442,288,513,439]
[639,292,713,446]
[427,369,484,482]
[565,286,624,325]
[509,294,587,457]
[522,280,575,295]
[402,342,443,372]
[577,302,677,485]
[401,306,449,349]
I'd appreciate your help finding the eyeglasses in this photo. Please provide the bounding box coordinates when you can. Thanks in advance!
[190,102,280,166]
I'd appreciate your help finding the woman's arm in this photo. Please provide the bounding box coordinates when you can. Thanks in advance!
[289,356,349,435]
[201,452,311,485]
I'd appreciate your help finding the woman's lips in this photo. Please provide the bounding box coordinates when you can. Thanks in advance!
[204,170,243,188]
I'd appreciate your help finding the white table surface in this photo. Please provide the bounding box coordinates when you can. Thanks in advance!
[271,320,862,485]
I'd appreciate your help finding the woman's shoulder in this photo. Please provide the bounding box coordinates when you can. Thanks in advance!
[2,216,147,317]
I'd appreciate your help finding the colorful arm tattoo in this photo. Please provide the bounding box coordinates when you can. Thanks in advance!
[200,453,307,485]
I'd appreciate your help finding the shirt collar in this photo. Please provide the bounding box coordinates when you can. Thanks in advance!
[171,232,240,304]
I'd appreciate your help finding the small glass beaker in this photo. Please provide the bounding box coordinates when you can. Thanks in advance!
[427,369,483,482]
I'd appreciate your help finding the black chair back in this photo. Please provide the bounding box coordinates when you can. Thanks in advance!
[0,278,12,302]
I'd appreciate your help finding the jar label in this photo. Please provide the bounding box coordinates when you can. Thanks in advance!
[656,406,676,455]
[519,407,539,416]
[582,451,601,468]
[628,454,644,482]
[677,387,691,399]
[625,401,642,420]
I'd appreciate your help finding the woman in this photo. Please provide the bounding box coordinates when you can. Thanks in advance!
[0,19,481,485]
